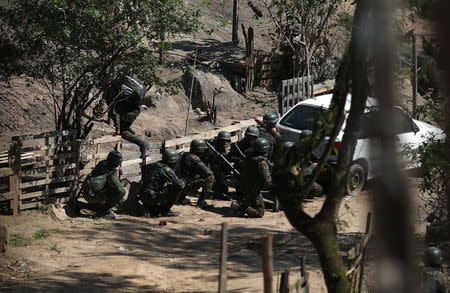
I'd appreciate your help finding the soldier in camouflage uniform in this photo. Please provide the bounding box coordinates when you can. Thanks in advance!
[206,131,232,200]
[285,130,323,199]
[231,138,272,218]
[139,149,185,217]
[177,138,215,210]
[66,151,126,219]
[420,246,448,293]
[229,126,259,173]
[257,111,279,162]
[104,75,149,159]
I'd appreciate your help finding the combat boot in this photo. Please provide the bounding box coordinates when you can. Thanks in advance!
[162,210,179,217]
[65,197,81,217]
[197,199,214,210]
[95,209,116,219]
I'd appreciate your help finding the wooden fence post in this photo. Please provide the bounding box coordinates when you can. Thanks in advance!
[73,139,82,198]
[9,139,22,216]
[218,223,228,293]
[358,212,372,293]
[412,35,417,118]
[279,268,290,293]
[0,224,6,252]
[244,27,255,93]
[262,233,274,293]
[232,0,239,45]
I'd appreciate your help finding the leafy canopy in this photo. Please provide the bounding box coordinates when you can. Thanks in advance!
[0,0,201,136]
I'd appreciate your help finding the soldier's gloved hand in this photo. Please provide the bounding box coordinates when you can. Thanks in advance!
[121,178,130,187]
[179,178,186,190]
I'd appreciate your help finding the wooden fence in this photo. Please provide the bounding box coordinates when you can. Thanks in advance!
[218,227,309,293]
[280,76,314,115]
[0,130,80,215]
[0,117,260,214]
[346,212,373,293]
[279,79,336,115]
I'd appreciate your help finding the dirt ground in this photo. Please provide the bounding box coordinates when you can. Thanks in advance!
[0,178,430,293]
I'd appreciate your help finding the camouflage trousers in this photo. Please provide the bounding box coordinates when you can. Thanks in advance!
[141,185,180,214]
[240,192,265,218]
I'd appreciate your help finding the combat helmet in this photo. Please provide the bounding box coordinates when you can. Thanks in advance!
[162,149,179,165]
[425,246,443,268]
[106,151,123,168]
[262,111,279,127]
[245,126,259,138]
[283,141,295,149]
[122,76,146,99]
[217,131,231,141]
[190,138,207,154]
[255,138,271,154]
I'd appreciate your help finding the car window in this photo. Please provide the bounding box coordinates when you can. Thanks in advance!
[279,105,325,131]
[392,107,414,134]
[359,107,414,138]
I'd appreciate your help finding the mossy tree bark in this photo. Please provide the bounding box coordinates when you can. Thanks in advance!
[272,0,371,292]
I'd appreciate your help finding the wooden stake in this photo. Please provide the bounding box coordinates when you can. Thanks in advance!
[218,223,228,293]
[9,140,22,216]
[0,224,6,252]
[184,50,197,136]
[232,0,239,45]
[261,233,273,293]
[412,35,418,118]
[358,212,372,293]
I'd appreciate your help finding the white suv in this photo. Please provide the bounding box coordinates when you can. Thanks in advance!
[276,93,445,195]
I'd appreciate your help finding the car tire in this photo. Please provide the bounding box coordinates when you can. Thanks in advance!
[346,163,365,196]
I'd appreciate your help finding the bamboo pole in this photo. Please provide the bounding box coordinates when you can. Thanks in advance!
[261,233,274,293]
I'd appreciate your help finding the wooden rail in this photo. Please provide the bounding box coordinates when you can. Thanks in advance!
[0,130,80,214]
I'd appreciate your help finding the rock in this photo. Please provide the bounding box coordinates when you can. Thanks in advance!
[181,70,241,112]
[43,204,69,221]
[0,224,7,252]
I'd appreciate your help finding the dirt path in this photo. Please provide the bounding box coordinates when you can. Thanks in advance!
[0,188,378,293]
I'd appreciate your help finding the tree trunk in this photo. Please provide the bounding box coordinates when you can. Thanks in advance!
[273,1,372,292]
[306,221,348,292]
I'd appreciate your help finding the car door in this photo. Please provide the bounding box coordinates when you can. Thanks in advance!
[391,107,420,169]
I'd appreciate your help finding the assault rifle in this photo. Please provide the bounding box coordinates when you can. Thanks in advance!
[205,141,241,176]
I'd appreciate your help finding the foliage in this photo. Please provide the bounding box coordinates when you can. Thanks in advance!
[259,0,349,79]
[405,92,448,232]
[34,229,51,240]
[8,235,30,247]
[50,243,62,254]
[402,0,435,18]
[0,0,201,138]
[407,134,448,223]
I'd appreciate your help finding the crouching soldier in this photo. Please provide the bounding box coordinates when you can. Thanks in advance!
[420,246,448,293]
[139,149,185,217]
[231,138,272,218]
[206,131,232,200]
[229,126,259,173]
[66,151,126,219]
[177,138,215,210]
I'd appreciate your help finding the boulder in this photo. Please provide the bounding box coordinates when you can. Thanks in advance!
[182,70,241,111]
